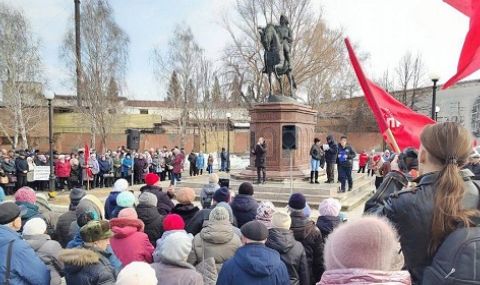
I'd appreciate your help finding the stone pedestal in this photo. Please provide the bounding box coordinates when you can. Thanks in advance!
[234,102,317,181]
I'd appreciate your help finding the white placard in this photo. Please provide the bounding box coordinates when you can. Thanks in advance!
[323,144,330,151]
[33,166,50,181]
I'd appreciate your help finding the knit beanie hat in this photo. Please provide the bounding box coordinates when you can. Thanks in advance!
[271,211,291,230]
[157,231,193,263]
[0,202,21,225]
[113,178,129,192]
[216,202,234,224]
[208,173,219,184]
[22,217,47,236]
[76,210,98,227]
[70,187,86,207]
[209,206,229,222]
[138,192,158,208]
[288,193,306,210]
[241,220,268,242]
[0,186,5,203]
[77,194,105,220]
[15,186,36,204]
[35,193,52,212]
[80,220,112,243]
[118,208,138,220]
[116,191,136,208]
[213,187,230,203]
[116,261,158,285]
[175,187,196,204]
[144,173,159,186]
[324,216,398,271]
[255,201,276,223]
[238,182,254,195]
[163,214,185,231]
[319,198,341,217]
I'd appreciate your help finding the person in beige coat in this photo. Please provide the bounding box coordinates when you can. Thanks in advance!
[188,207,242,273]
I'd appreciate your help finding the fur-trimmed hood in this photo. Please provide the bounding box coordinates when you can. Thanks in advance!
[110,217,145,238]
[59,248,101,267]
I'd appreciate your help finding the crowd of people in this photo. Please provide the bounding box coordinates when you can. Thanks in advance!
[0,122,480,285]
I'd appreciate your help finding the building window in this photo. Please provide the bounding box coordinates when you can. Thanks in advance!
[472,96,480,137]
[140,109,149,114]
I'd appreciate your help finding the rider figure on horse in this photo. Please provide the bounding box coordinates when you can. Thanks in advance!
[276,15,292,72]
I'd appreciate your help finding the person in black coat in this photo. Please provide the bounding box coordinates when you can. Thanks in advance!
[136,192,164,246]
[252,137,267,184]
[323,135,338,183]
[336,136,356,192]
[171,187,199,226]
[140,173,174,215]
[267,212,310,285]
[230,182,259,228]
[288,193,325,284]
[15,152,29,189]
[56,187,86,248]
[464,153,480,180]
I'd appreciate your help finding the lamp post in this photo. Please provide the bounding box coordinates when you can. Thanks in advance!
[226,112,231,173]
[44,92,55,194]
[435,106,440,122]
[430,73,440,120]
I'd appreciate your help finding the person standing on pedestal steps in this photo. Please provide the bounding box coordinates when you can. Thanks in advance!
[337,136,356,193]
[309,138,324,184]
[252,137,267,184]
[323,135,338,183]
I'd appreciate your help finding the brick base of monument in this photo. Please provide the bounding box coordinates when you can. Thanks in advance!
[233,101,318,181]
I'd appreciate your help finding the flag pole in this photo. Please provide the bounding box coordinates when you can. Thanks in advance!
[384,128,401,153]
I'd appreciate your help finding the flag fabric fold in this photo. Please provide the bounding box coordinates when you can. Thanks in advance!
[442,0,480,89]
[344,38,436,151]
[85,144,92,178]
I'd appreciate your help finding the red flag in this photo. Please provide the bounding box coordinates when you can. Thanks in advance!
[442,0,480,89]
[85,144,92,178]
[345,38,436,151]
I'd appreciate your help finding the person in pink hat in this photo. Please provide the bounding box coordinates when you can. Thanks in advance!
[14,186,43,228]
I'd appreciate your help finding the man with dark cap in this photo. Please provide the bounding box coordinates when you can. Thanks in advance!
[217,220,289,285]
[56,187,86,247]
[230,182,259,228]
[0,202,50,284]
[186,187,236,235]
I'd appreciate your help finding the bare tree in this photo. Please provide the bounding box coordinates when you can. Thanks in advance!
[376,69,395,93]
[410,54,425,108]
[61,0,129,151]
[152,25,201,148]
[0,3,46,149]
[394,51,426,107]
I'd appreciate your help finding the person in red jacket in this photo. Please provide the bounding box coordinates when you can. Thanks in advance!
[55,155,71,190]
[357,150,369,173]
[171,149,185,185]
[109,208,154,266]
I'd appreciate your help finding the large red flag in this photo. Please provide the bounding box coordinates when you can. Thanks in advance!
[442,0,480,89]
[84,144,92,178]
[345,38,436,151]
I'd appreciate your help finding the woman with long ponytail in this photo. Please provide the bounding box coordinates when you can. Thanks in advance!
[369,122,479,284]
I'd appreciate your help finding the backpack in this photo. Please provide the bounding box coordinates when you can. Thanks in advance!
[422,224,480,284]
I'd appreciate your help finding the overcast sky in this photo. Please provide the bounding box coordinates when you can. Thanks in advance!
[2,0,478,100]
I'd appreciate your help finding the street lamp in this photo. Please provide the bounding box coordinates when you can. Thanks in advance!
[226,112,231,173]
[430,73,440,120]
[435,106,441,121]
[44,91,55,195]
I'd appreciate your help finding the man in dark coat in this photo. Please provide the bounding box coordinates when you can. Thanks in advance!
[15,152,29,189]
[56,187,86,247]
[217,221,290,285]
[267,212,310,285]
[323,135,338,183]
[288,193,325,284]
[140,173,174,215]
[220,147,228,172]
[188,151,197,176]
[337,136,356,192]
[252,137,267,184]
[230,182,259,228]
[136,192,164,246]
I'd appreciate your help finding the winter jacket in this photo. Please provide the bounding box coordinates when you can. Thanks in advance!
[253,143,267,168]
[187,221,242,272]
[188,153,197,166]
[15,201,43,229]
[217,243,290,285]
[109,217,154,266]
[0,225,51,285]
[15,157,28,176]
[139,184,174,215]
[196,154,205,169]
[151,259,203,285]
[465,162,480,180]
[364,171,409,214]
[231,194,259,228]
[134,158,147,175]
[358,152,369,167]
[136,203,164,246]
[121,157,133,174]
[315,216,341,239]
[173,153,185,174]
[290,211,325,284]
[336,144,356,168]
[104,191,120,220]
[1,159,15,173]
[55,160,71,178]
[24,234,64,285]
[112,157,122,177]
[186,206,239,236]
[318,269,412,285]
[367,170,479,284]
[56,210,77,248]
[310,144,323,161]
[266,228,310,285]
[324,136,338,164]
[220,151,228,162]
[172,203,200,226]
[98,159,112,174]
[60,245,116,285]
[200,182,220,209]
[90,158,100,175]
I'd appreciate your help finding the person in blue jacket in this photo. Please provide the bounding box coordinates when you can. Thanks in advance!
[195,151,205,175]
[217,220,289,285]
[121,154,133,182]
[0,202,50,285]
